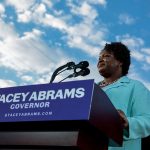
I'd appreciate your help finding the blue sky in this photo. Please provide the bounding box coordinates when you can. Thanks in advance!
[0,0,150,90]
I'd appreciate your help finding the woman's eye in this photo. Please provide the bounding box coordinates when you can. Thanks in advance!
[104,54,111,57]
[99,54,112,60]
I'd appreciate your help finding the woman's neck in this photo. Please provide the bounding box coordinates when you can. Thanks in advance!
[99,74,123,87]
[105,73,122,82]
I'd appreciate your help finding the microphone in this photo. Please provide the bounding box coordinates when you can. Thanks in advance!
[76,68,90,77]
[50,61,75,83]
[50,61,90,83]
[74,61,89,69]
[56,61,75,72]
[68,68,90,78]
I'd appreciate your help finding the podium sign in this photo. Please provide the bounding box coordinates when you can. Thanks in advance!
[0,79,94,122]
[0,79,123,150]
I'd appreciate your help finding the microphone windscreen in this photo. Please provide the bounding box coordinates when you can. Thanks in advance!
[82,68,90,76]
[78,61,89,68]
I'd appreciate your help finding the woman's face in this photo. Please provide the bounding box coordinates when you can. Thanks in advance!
[97,50,122,78]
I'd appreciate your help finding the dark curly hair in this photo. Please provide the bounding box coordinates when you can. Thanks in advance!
[103,42,131,76]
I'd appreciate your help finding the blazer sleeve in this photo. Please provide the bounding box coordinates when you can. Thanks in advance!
[124,82,150,140]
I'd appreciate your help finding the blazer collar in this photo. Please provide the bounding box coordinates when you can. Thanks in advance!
[102,76,130,91]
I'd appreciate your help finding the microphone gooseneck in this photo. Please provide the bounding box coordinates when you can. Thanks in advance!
[50,61,90,83]
[50,61,75,83]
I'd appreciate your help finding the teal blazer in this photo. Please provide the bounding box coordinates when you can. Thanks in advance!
[100,76,150,150]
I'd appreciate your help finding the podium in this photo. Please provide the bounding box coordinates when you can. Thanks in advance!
[0,79,123,150]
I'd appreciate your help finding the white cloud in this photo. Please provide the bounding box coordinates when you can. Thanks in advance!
[42,0,53,8]
[141,48,150,55]
[21,29,44,39]
[4,0,107,58]
[67,36,100,56]
[0,20,72,78]
[0,3,5,14]
[18,3,47,23]
[0,19,18,40]
[119,13,135,25]
[21,75,33,82]
[34,5,106,57]
[141,48,150,64]
[18,10,32,23]
[116,34,144,49]
[141,64,150,71]
[67,0,106,6]
[42,14,68,30]
[5,0,35,13]
[0,17,78,86]
[80,2,94,16]
[69,1,98,19]
[88,0,107,6]
[65,20,107,56]
[131,51,144,61]
[35,3,46,14]
[145,56,150,64]
[6,0,53,23]
[0,79,16,88]
[17,2,67,29]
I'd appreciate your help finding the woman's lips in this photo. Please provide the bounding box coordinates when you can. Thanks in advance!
[98,62,106,71]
